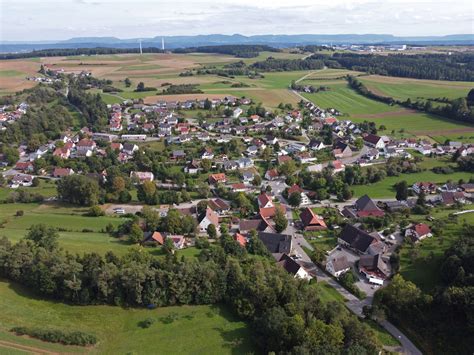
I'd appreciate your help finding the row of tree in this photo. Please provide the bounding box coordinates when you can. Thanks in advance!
[0,226,382,354]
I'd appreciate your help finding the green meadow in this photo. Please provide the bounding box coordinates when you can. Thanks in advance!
[0,279,255,354]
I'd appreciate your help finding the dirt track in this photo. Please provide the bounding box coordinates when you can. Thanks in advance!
[0,340,59,354]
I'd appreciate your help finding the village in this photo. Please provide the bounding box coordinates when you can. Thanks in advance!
[2,78,474,304]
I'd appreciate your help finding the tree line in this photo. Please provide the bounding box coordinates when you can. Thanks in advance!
[173,45,279,58]
[316,52,474,81]
[250,57,325,72]
[0,226,382,354]
[374,223,474,354]
[347,75,474,124]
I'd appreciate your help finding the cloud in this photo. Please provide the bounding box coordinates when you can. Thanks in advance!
[1,0,473,41]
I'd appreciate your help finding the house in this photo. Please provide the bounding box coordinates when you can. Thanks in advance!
[257,192,274,209]
[276,254,312,280]
[143,231,165,245]
[333,141,352,158]
[300,207,327,231]
[412,182,438,195]
[198,207,219,233]
[10,174,33,187]
[363,134,385,149]
[223,160,239,171]
[342,194,385,218]
[231,183,248,193]
[76,139,97,153]
[207,198,231,215]
[338,224,379,254]
[461,183,474,193]
[309,139,326,151]
[233,233,247,247]
[184,160,200,174]
[405,223,432,243]
[246,145,258,156]
[296,152,317,164]
[326,255,351,277]
[265,168,279,181]
[287,184,310,205]
[258,232,292,255]
[359,254,390,285]
[52,167,74,178]
[123,143,138,155]
[440,191,466,206]
[439,182,459,193]
[168,235,185,250]
[237,157,253,169]
[15,162,34,173]
[242,171,255,183]
[329,160,345,173]
[259,205,285,219]
[201,147,214,160]
[239,218,274,233]
[130,171,154,182]
[209,173,226,185]
[53,147,70,159]
[233,107,243,118]
[278,155,292,165]
[417,145,433,155]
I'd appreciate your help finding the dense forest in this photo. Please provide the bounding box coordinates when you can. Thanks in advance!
[0,227,382,354]
[347,75,474,124]
[317,52,474,81]
[173,44,279,58]
[0,47,166,60]
[374,224,474,354]
[250,57,325,71]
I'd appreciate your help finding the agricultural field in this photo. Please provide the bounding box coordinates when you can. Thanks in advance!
[359,75,473,102]
[0,279,255,354]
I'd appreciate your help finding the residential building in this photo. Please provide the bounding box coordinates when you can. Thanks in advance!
[326,255,351,277]
[299,207,327,231]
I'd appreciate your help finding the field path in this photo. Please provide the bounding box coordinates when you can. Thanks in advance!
[0,340,60,354]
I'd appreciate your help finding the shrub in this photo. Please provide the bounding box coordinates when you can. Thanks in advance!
[139,317,155,328]
[11,327,97,346]
[15,210,24,217]
[87,205,104,217]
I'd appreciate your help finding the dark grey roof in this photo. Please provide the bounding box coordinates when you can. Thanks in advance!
[355,194,379,212]
[277,254,302,275]
[339,224,376,253]
[258,232,292,254]
[330,255,350,272]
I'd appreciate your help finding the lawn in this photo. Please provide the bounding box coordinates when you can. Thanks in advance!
[0,180,58,202]
[399,205,473,292]
[0,202,132,256]
[0,70,25,77]
[0,279,256,354]
[313,281,346,303]
[351,169,474,199]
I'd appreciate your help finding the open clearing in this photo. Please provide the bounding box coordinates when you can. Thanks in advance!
[0,279,255,354]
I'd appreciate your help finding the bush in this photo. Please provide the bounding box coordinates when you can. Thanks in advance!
[139,317,155,328]
[11,327,97,346]
[87,205,104,217]
[15,210,24,217]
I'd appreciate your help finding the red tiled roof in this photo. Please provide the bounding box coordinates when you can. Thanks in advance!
[151,232,165,245]
[288,184,303,195]
[363,134,382,145]
[300,207,327,230]
[412,223,431,237]
[234,233,247,247]
[257,193,273,208]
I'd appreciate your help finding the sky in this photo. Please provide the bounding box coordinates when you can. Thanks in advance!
[1,0,473,41]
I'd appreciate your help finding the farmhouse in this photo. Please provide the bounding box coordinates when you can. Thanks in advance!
[52,167,74,178]
[198,207,219,233]
[208,173,226,185]
[363,134,385,149]
[326,255,351,277]
[342,195,385,218]
[257,192,274,209]
[338,224,379,254]
[299,207,327,231]
[359,254,390,285]
[405,223,432,243]
[276,254,312,280]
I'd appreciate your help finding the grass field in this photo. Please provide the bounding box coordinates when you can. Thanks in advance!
[0,279,255,354]
[399,204,474,292]
[359,75,473,102]
[301,81,400,115]
[0,202,132,255]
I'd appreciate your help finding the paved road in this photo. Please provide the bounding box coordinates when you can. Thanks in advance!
[285,205,422,355]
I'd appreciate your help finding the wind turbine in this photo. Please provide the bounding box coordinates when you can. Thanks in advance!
[139,39,143,55]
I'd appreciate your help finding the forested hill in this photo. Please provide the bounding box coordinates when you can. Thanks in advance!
[318,52,474,81]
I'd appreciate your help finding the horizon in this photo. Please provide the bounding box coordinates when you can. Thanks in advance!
[1,0,473,42]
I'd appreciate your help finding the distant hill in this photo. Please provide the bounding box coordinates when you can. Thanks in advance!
[1,33,473,53]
